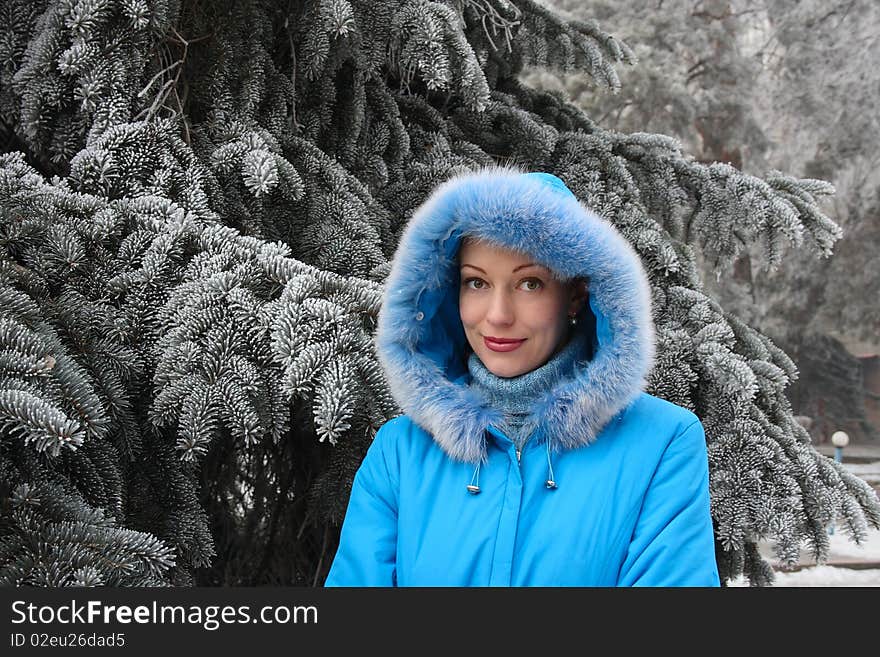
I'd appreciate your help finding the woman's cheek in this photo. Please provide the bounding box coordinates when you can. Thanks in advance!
[523,298,556,329]
[458,295,481,327]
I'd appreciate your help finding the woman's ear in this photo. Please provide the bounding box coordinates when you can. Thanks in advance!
[569,277,589,315]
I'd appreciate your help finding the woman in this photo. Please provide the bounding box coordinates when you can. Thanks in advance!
[325,167,720,586]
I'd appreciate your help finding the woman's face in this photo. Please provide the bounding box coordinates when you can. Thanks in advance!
[458,238,586,378]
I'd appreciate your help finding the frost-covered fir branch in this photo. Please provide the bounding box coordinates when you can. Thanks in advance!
[0,481,175,586]
[0,139,395,584]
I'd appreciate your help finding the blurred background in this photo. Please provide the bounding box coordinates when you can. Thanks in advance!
[525,0,879,448]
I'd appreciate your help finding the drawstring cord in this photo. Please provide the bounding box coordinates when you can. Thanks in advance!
[545,440,557,489]
[467,461,481,494]
[466,442,558,493]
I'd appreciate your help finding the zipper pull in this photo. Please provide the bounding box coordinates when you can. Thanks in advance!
[515,449,521,463]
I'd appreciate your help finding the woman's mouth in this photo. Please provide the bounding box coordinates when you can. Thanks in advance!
[484,336,527,352]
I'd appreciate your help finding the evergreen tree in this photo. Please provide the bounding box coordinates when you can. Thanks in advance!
[528,0,880,353]
[0,0,877,587]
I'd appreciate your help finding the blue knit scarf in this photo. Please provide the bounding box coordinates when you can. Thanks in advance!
[467,328,592,451]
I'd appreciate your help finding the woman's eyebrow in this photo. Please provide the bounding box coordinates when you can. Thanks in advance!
[460,263,547,273]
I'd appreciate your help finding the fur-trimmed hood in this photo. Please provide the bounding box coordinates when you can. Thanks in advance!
[376,166,655,464]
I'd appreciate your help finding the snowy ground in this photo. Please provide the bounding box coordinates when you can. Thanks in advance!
[760,564,880,586]
[728,451,880,587]
[727,526,880,586]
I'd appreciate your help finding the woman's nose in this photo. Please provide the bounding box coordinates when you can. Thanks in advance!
[486,292,515,325]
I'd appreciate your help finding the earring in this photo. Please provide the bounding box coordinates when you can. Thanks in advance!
[569,314,577,326]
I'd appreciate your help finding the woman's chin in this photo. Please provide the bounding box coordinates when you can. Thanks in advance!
[480,354,530,378]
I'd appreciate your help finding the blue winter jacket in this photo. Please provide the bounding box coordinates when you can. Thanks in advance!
[325,167,720,587]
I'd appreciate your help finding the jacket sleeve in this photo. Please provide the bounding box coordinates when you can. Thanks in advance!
[323,419,400,587]
[616,419,720,587]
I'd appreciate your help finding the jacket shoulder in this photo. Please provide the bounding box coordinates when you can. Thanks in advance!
[629,392,700,425]
[618,392,703,448]
[372,414,435,456]
[375,414,423,440]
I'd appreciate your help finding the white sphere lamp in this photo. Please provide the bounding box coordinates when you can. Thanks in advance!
[831,431,849,448]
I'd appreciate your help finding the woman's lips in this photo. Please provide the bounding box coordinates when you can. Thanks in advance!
[484,337,526,352]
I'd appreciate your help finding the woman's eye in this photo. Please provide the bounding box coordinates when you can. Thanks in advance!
[462,278,541,291]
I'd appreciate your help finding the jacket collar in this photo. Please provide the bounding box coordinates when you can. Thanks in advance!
[376,166,655,463]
